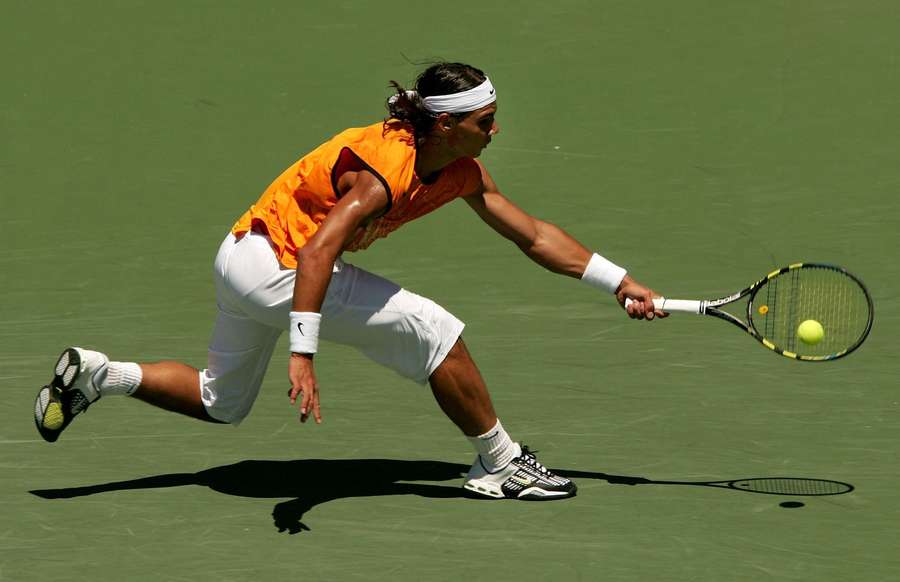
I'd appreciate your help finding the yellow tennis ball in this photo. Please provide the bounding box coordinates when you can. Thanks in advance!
[758,305,769,315]
[42,402,65,430]
[798,319,824,345]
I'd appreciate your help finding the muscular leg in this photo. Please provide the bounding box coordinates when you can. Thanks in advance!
[433,338,576,500]
[428,338,497,437]
[134,362,223,423]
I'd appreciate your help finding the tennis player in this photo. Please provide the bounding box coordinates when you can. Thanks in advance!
[34,62,664,501]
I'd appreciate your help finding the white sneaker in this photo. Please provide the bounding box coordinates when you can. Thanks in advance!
[34,347,107,442]
[463,445,577,500]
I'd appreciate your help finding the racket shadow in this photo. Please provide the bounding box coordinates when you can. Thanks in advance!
[555,469,855,496]
[30,458,470,534]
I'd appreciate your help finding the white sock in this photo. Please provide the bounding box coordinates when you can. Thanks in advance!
[97,362,143,396]
[467,419,521,472]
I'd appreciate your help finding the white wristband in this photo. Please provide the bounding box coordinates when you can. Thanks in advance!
[289,311,321,354]
[581,253,627,294]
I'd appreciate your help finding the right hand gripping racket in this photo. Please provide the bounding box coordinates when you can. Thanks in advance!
[627,263,873,362]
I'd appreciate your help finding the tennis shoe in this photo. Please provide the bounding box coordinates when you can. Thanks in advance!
[463,445,576,500]
[34,347,106,443]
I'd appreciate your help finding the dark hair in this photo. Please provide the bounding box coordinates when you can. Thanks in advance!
[385,62,487,147]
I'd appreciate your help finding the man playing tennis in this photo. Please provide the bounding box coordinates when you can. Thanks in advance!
[35,62,663,501]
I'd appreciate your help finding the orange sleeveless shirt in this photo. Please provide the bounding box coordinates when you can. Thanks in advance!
[231,121,483,269]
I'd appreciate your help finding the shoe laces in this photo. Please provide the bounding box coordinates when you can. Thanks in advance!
[519,445,549,475]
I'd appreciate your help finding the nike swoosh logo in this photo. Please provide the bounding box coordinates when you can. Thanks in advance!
[511,475,536,486]
[489,89,495,95]
[297,322,304,335]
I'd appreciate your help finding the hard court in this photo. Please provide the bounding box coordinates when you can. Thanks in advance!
[1,2,898,580]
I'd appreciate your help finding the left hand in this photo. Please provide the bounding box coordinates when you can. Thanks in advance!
[288,353,322,423]
[615,275,668,320]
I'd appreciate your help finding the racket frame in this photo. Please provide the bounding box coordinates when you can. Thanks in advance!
[651,262,874,361]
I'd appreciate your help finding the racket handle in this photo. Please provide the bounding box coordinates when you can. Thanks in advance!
[624,297,704,314]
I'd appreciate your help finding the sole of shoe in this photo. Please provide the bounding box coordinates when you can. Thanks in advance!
[517,485,577,500]
[53,348,82,391]
[463,479,577,501]
[34,348,84,443]
[463,480,505,499]
[35,385,67,443]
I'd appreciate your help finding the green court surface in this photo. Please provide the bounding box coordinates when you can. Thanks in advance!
[3,1,899,580]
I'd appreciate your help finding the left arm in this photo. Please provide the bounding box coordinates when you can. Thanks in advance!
[463,162,664,320]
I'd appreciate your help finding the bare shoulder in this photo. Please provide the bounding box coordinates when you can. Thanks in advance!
[336,168,387,198]
[465,159,496,198]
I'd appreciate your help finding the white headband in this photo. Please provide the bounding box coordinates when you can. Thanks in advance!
[389,78,497,115]
[423,78,496,113]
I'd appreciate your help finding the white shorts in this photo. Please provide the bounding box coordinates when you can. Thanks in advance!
[201,232,465,424]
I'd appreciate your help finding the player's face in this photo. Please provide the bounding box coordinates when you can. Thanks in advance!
[450,103,499,158]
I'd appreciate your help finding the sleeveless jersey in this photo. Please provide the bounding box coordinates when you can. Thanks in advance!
[231,121,483,269]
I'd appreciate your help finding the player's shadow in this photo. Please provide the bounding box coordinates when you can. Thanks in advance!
[29,461,855,534]
[30,459,469,534]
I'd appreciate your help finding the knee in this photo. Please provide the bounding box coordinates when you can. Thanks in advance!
[200,394,245,425]
[199,369,255,426]
[200,404,232,425]
[443,337,469,363]
[431,336,476,377]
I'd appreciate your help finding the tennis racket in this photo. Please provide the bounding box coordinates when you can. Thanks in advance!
[628,263,874,361]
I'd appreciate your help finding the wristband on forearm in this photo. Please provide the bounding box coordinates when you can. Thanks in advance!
[580,253,627,294]
[289,311,321,354]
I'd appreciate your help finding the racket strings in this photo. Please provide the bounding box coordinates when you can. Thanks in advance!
[750,265,872,358]
[763,277,777,339]
[785,267,801,352]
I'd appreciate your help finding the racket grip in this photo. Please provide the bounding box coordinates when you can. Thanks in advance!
[624,297,704,314]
